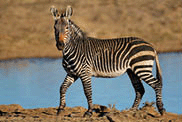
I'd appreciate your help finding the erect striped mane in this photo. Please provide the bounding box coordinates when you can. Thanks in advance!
[69,20,87,41]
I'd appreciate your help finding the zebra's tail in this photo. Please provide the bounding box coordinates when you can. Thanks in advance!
[155,51,162,83]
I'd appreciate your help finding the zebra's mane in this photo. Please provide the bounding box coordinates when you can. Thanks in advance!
[68,20,141,45]
[69,20,87,41]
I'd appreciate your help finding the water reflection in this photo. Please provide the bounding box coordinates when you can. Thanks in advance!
[0,53,181,114]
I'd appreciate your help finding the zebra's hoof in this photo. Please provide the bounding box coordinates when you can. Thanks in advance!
[159,108,166,116]
[83,111,92,117]
[57,108,64,116]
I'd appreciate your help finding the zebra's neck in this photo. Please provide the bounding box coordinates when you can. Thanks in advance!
[63,20,85,57]
[65,20,85,44]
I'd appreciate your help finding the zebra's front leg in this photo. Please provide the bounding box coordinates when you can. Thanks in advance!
[57,74,78,115]
[80,75,93,117]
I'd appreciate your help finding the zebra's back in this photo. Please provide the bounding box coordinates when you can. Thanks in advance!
[84,37,156,78]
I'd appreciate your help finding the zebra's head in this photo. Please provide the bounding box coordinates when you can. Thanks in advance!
[50,6,73,50]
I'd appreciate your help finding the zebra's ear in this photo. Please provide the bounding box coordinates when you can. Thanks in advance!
[50,6,60,20]
[65,6,73,18]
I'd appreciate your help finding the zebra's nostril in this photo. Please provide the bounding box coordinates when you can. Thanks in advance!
[60,42,65,47]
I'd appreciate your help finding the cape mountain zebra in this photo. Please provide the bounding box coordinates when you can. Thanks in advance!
[50,6,165,116]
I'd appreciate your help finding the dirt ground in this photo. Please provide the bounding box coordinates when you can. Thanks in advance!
[0,0,182,60]
[0,103,182,122]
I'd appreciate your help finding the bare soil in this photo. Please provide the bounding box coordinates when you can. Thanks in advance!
[0,0,182,60]
[0,103,182,122]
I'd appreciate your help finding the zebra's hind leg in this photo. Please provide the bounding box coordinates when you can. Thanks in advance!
[139,73,165,115]
[57,74,78,115]
[127,69,145,110]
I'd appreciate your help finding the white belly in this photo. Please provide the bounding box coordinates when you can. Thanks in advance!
[91,69,127,78]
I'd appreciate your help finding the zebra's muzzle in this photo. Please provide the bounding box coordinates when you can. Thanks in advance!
[56,41,65,50]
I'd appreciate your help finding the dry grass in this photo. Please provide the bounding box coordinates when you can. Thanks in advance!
[0,0,181,60]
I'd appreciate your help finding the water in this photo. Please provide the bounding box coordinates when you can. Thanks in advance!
[0,53,181,114]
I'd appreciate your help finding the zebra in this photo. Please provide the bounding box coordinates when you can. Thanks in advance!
[50,6,165,116]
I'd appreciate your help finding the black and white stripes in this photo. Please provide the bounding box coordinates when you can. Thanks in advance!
[50,6,165,116]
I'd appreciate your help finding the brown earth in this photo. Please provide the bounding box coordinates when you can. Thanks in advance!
[0,103,182,122]
[0,0,182,60]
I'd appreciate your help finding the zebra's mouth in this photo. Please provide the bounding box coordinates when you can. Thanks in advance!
[56,42,65,50]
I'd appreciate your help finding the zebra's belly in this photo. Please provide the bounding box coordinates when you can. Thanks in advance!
[91,69,127,78]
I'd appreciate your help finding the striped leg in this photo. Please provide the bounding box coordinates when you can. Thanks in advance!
[127,69,145,109]
[80,74,93,116]
[138,72,165,115]
[57,74,78,115]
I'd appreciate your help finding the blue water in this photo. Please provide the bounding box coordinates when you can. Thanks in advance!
[0,53,181,114]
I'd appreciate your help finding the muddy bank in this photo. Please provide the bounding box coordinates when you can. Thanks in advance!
[0,103,181,122]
